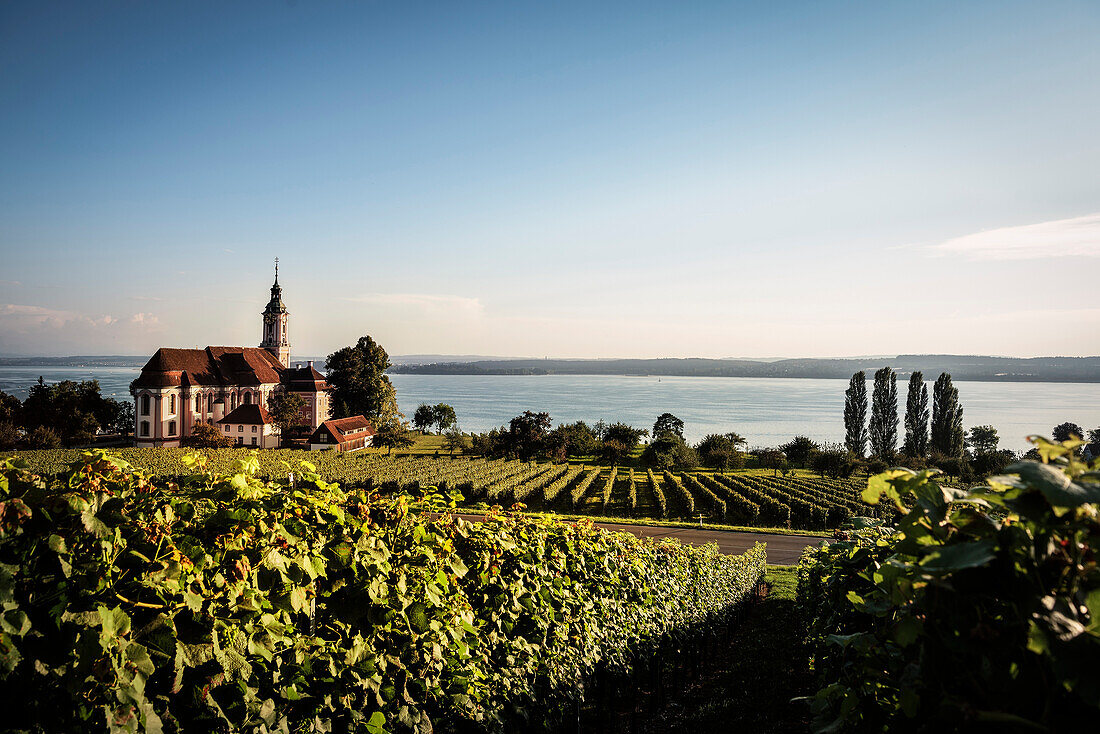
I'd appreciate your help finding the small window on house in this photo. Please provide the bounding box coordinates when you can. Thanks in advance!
[141,395,150,416]
[238,425,244,432]
[251,437,257,446]
[252,425,257,433]
[224,425,230,432]
[140,421,149,437]
[168,421,176,436]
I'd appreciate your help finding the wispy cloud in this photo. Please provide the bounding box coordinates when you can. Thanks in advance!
[930,213,1100,260]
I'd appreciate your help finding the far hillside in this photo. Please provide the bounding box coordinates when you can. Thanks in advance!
[389,354,1100,382]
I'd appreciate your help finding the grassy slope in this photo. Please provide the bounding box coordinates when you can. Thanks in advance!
[645,566,813,733]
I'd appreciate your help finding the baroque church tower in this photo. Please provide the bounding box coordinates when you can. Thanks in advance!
[260,259,291,367]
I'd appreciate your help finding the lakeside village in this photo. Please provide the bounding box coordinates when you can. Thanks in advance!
[2,263,1100,481]
[1,264,1099,481]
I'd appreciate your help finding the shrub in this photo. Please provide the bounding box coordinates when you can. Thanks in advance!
[798,437,1100,731]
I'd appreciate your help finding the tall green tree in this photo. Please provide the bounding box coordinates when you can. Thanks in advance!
[325,336,400,424]
[432,404,457,433]
[779,435,818,468]
[869,367,898,459]
[843,371,868,458]
[931,372,964,457]
[902,372,929,458]
[1052,422,1084,442]
[412,405,435,433]
[967,425,999,455]
[652,413,684,439]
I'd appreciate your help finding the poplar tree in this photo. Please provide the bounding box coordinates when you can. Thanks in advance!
[869,367,898,459]
[903,371,929,458]
[844,371,868,458]
[931,372,964,457]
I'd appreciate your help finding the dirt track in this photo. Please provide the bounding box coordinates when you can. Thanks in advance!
[453,513,824,565]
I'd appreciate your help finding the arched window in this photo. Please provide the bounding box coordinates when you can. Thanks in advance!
[244,392,252,405]
[168,421,176,436]
[140,421,149,437]
[169,395,176,414]
[207,394,213,412]
[231,394,237,410]
[141,395,150,416]
[195,395,201,412]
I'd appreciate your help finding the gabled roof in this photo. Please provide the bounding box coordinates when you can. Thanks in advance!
[218,404,275,425]
[309,415,375,444]
[285,364,328,393]
[132,346,292,389]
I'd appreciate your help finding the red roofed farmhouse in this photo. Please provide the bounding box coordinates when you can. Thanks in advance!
[130,264,332,447]
[309,416,375,452]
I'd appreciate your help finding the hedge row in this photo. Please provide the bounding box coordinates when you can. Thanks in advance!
[0,451,765,733]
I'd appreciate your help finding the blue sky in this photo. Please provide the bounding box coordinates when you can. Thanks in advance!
[2,0,1099,358]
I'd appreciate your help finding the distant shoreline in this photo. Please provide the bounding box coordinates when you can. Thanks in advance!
[388,355,1100,383]
[4,354,1100,383]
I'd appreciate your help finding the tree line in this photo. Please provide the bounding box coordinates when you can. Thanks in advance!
[0,378,133,449]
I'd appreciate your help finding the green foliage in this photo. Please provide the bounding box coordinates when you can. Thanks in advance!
[868,367,897,459]
[1053,421,1084,443]
[325,335,400,424]
[779,436,818,469]
[902,371,929,458]
[412,404,435,433]
[698,433,746,471]
[0,450,766,733]
[642,433,699,470]
[431,404,457,433]
[19,377,125,446]
[266,390,307,434]
[652,413,685,440]
[797,437,1100,731]
[181,421,234,448]
[843,372,868,458]
[967,424,999,455]
[930,372,964,458]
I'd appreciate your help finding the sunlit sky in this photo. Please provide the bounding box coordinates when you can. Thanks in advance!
[2,1,1099,359]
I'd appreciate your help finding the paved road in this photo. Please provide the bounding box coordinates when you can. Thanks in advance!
[453,513,824,565]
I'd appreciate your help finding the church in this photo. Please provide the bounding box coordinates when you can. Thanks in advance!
[130,264,332,447]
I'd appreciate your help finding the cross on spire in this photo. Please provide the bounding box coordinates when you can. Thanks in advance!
[274,257,279,285]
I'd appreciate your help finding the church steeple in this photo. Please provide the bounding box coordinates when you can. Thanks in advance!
[260,258,290,367]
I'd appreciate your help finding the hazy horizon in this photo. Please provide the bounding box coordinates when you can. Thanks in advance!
[3,1,1099,359]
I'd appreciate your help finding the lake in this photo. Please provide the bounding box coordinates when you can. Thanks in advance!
[1,366,1096,452]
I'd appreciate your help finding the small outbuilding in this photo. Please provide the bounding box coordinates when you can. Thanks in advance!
[218,404,280,448]
[309,416,375,452]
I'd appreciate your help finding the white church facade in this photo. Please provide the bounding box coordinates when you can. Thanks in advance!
[130,265,331,447]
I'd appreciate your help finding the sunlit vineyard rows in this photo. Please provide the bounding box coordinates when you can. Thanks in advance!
[4,447,888,529]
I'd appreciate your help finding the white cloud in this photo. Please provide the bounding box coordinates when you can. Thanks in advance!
[130,312,160,327]
[930,213,1100,260]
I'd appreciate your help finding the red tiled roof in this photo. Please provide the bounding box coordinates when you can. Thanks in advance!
[218,404,274,425]
[132,346,289,389]
[309,415,375,444]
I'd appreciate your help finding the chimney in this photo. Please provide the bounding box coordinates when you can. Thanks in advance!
[307,360,314,369]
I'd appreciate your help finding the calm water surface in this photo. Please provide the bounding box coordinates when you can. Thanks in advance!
[1,367,1096,452]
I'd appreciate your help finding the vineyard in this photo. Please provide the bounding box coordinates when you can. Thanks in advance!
[0,450,766,733]
[5,448,890,530]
